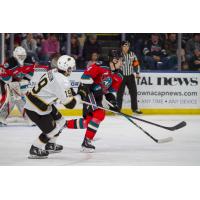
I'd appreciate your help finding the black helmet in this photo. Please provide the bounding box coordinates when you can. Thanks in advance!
[108,49,121,61]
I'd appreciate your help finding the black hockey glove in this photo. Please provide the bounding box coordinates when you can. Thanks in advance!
[109,101,120,112]
[70,87,76,96]
[105,93,120,112]
[77,83,91,100]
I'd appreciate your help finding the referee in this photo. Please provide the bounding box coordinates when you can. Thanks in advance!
[117,41,142,114]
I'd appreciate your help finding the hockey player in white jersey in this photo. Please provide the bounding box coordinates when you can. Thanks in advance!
[24,55,81,159]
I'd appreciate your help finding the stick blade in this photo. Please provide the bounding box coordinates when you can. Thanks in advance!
[168,121,187,131]
[157,137,173,144]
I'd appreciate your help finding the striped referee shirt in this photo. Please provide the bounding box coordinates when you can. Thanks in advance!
[121,51,140,76]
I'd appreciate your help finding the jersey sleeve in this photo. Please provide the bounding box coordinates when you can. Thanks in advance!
[0,65,13,83]
[13,65,35,81]
[80,64,102,84]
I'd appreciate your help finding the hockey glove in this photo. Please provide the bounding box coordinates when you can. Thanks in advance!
[109,101,120,112]
[105,93,120,112]
[77,83,91,100]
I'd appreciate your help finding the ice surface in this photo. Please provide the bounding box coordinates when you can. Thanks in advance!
[0,115,199,166]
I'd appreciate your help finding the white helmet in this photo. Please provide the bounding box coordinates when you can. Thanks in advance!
[57,55,76,75]
[13,46,27,65]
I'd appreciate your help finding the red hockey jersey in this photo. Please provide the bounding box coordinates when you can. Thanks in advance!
[81,63,123,94]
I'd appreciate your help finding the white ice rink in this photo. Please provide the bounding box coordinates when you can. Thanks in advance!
[0,115,199,166]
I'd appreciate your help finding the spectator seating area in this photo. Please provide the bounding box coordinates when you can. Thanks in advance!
[3,33,200,71]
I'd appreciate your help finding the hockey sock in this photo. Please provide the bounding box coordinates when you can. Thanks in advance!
[66,118,87,129]
[33,138,46,149]
[48,131,60,143]
[85,118,101,140]
[33,133,50,149]
[48,136,57,144]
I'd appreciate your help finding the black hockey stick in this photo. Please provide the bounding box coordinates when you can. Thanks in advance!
[82,101,173,143]
[121,112,186,131]
[121,113,173,143]
[104,100,186,131]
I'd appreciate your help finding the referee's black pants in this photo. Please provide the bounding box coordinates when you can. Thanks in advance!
[117,74,138,112]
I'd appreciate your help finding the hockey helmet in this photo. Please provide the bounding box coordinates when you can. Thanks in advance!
[13,46,27,65]
[57,55,76,76]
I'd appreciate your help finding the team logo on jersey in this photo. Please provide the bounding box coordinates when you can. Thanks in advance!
[102,77,112,88]
[87,66,92,71]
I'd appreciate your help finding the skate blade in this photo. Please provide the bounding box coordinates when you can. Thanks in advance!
[81,147,95,153]
[28,155,48,159]
[47,150,62,154]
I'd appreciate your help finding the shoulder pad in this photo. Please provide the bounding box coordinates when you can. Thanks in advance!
[80,74,93,84]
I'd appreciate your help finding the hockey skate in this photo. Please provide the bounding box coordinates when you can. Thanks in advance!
[81,137,95,153]
[28,145,49,159]
[45,142,63,154]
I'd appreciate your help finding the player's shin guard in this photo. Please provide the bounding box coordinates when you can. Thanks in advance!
[32,120,65,154]
[48,117,66,143]
[81,109,105,152]
[85,109,105,140]
[45,118,66,153]
[85,118,100,140]
[66,118,87,129]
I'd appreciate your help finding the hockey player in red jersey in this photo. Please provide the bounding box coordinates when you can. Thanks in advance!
[66,49,123,152]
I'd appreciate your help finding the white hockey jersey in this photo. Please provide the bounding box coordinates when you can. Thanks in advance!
[24,69,73,115]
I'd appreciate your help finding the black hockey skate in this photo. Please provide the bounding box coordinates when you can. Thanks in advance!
[81,137,95,153]
[28,145,49,159]
[45,142,63,154]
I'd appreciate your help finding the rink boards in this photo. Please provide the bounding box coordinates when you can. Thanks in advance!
[12,71,200,115]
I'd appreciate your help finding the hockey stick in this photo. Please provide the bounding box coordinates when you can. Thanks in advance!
[104,100,186,131]
[120,113,173,143]
[82,100,173,143]
[122,112,186,131]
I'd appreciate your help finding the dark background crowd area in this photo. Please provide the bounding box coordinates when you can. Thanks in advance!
[3,33,200,71]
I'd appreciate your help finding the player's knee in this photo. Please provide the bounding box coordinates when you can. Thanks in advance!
[83,116,92,127]
[93,109,105,121]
